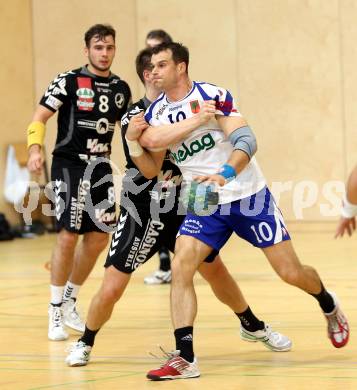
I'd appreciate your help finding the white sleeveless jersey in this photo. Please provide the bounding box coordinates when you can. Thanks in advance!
[145,81,266,203]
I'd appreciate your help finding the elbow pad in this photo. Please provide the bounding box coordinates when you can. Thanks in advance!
[228,125,257,159]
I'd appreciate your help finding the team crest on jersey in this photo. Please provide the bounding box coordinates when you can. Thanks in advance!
[115,93,125,109]
[190,100,200,114]
[96,118,109,134]
[76,77,95,111]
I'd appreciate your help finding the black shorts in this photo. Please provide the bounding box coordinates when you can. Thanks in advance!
[51,157,116,234]
[105,204,217,274]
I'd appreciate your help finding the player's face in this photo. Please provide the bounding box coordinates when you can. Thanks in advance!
[85,35,116,75]
[151,49,181,90]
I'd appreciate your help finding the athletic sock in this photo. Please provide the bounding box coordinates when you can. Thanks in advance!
[174,326,194,363]
[310,282,335,313]
[50,285,65,305]
[79,325,100,347]
[63,281,81,302]
[50,302,62,307]
[235,306,265,332]
[158,247,171,272]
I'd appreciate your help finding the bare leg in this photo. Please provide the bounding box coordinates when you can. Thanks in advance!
[198,255,248,313]
[65,266,131,365]
[86,265,131,330]
[262,240,321,294]
[69,231,109,286]
[51,229,78,285]
[170,236,212,328]
[263,239,349,349]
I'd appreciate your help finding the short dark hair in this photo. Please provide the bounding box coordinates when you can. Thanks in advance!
[151,42,189,73]
[84,24,116,47]
[146,29,173,45]
[135,48,153,84]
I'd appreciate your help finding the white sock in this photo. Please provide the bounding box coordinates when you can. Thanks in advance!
[50,285,65,305]
[63,281,81,302]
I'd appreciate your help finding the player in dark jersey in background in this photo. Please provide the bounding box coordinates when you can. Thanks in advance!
[142,29,174,285]
[146,29,173,48]
[27,24,131,341]
[65,48,291,367]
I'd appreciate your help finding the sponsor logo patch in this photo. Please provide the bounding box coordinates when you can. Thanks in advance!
[87,139,109,153]
[76,77,95,111]
[155,103,168,120]
[96,118,109,134]
[45,95,63,110]
[115,93,125,109]
[171,134,215,164]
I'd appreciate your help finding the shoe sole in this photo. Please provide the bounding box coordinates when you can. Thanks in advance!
[64,321,85,333]
[147,373,200,381]
[66,360,89,367]
[240,334,292,352]
[144,280,171,285]
[48,335,68,341]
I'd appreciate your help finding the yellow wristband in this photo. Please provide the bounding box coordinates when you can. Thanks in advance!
[27,121,46,148]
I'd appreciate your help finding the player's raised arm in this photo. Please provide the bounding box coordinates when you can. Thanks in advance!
[218,115,256,175]
[195,115,256,186]
[139,100,216,150]
[125,112,166,178]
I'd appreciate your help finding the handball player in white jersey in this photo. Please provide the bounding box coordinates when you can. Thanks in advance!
[128,42,349,381]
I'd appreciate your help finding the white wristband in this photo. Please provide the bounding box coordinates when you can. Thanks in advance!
[341,193,357,219]
[125,135,143,157]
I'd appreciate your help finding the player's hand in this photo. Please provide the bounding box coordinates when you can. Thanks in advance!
[27,145,44,175]
[335,216,356,238]
[197,100,216,125]
[126,112,149,140]
[194,174,225,187]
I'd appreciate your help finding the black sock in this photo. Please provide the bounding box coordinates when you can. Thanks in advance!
[79,325,100,347]
[310,282,335,313]
[174,326,194,362]
[159,247,171,272]
[50,302,62,307]
[235,306,265,332]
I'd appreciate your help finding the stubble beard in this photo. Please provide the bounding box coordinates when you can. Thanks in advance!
[88,57,111,73]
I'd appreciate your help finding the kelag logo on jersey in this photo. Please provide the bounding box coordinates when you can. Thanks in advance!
[171,134,215,164]
[76,77,95,111]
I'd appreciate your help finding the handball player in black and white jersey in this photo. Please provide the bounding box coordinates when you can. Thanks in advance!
[142,28,175,285]
[26,24,131,341]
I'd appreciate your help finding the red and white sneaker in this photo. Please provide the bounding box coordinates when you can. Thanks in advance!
[324,292,349,348]
[147,350,200,381]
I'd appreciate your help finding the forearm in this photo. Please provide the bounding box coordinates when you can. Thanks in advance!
[28,144,42,154]
[125,135,166,179]
[226,149,250,175]
[139,114,202,149]
[131,151,162,179]
[27,105,54,149]
[346,165,357,204]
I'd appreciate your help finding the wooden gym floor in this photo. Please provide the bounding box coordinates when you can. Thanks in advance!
[0,222,356,390]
